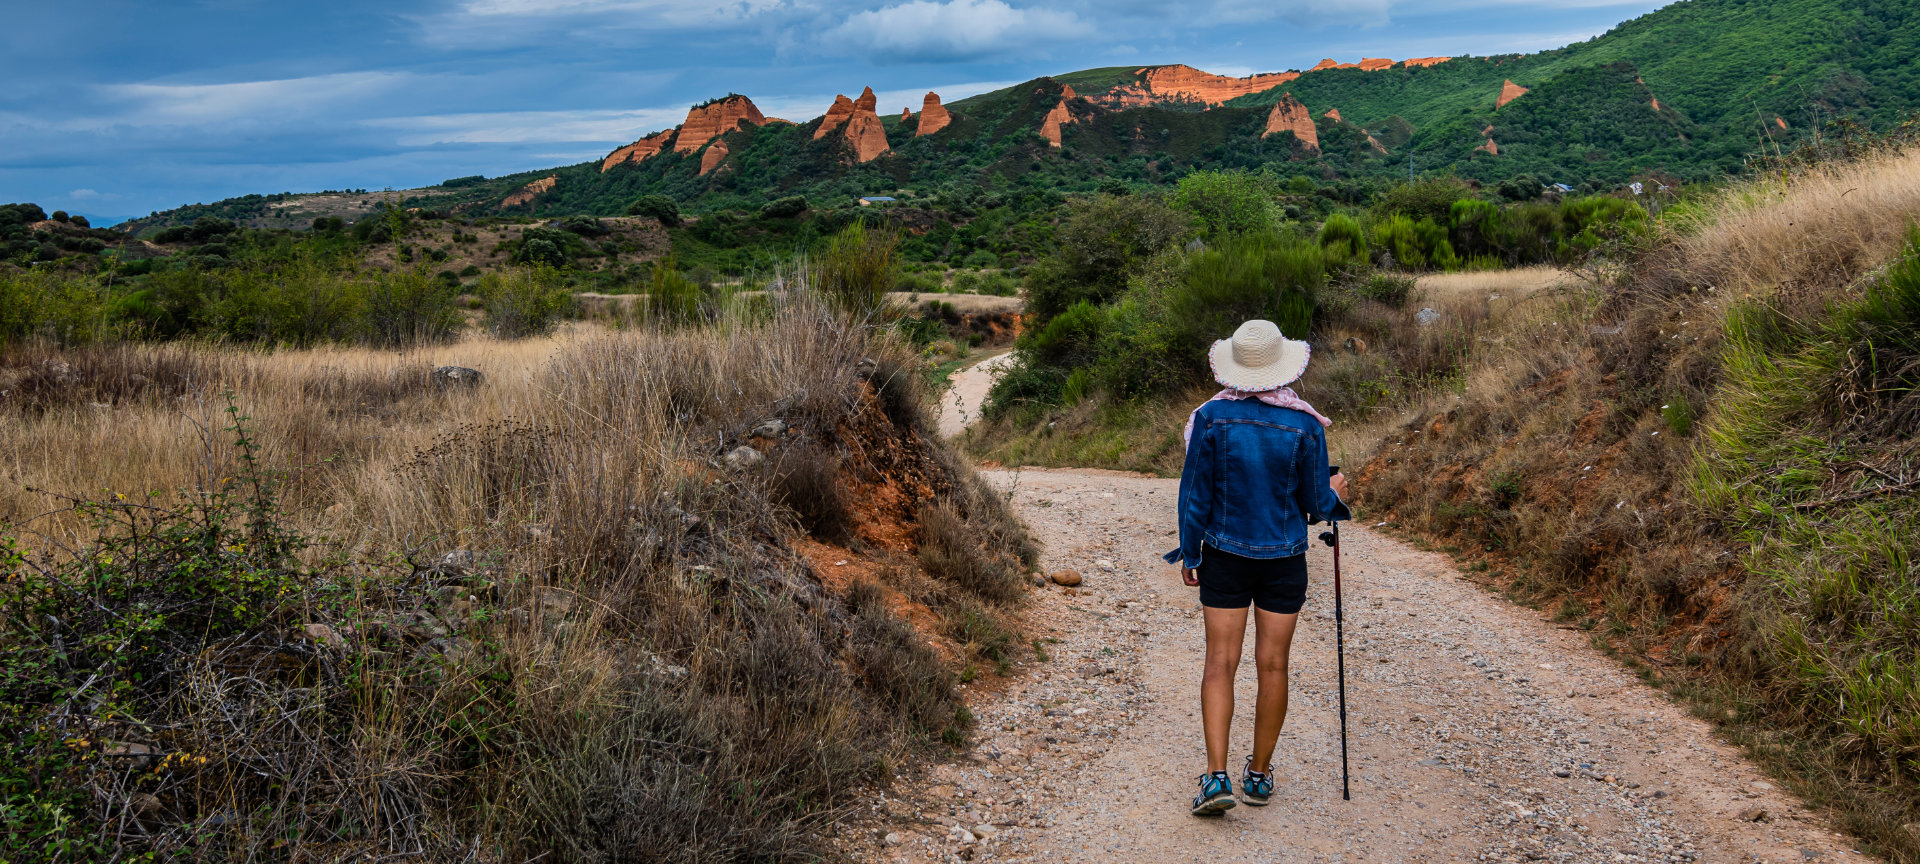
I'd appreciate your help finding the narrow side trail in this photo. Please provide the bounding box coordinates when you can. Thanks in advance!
[936,352,1016,438]
[840,468,1869,864]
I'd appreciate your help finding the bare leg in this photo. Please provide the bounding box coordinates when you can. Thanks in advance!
[1201,606,1250,774]
[1249,607,1301,773]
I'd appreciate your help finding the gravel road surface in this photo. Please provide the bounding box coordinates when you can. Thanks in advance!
[833,468,1872,864]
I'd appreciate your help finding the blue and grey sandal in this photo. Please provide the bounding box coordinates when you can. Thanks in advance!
[1240,755,1274,806]
[1191,770,1236,816]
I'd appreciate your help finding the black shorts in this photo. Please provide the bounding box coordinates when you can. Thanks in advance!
[1198,544,1309,614]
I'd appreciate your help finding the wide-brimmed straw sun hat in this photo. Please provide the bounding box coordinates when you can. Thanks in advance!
[1209,319,1311,392]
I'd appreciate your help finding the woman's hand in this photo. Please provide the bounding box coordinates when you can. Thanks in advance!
[1181,566,1199,587]
[1330,471,1349,500]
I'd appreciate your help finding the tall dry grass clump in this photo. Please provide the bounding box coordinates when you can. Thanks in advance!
[1668,146,1920,296]
[1,285,1032,860]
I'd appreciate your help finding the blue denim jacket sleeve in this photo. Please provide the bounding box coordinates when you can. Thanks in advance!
[1163,411,1216,568]
[1296,422,1351,525]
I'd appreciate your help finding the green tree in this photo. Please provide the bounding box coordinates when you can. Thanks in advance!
[1171,170,1277,240]
[627,194,682,227]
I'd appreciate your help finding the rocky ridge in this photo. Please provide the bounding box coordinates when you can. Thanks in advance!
[500,175,556,208]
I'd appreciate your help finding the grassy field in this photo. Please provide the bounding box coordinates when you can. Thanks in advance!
[0,293,1034,860]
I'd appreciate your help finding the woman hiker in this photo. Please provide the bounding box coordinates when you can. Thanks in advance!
[1163,319,1350,816]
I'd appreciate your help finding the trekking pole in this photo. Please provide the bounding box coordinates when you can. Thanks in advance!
[1319,466,1352,801]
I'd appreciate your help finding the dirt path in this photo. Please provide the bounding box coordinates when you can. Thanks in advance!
[937,352,1016,438]
[836,468,1871,864]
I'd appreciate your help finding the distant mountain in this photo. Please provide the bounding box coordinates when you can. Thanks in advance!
[126,0,1920,231]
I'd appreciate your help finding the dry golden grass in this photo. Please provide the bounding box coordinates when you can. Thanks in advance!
[1415,265,1575,304]
[1673,146,1920,296]
[2,296,1032,860]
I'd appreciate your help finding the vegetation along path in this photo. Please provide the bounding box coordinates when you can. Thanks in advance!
[844,468,1872,864]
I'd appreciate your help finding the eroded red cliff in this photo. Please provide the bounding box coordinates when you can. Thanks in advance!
[1262,93,1318,150]
[1477,138,1500,156]
[1496,80,1529,109]
[698,139,730,175]
[501,175,557,208]
[601,130,675,172]
[1101,65,1300,107]
[917,92,951,137]
[1324,108,1342,122]
[1040,99,1074,147]
[674,95,767,154]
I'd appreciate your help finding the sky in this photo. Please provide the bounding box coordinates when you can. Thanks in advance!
[2,0,1671,225]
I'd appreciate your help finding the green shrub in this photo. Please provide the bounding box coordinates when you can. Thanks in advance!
[813,221,898,317]
[626,194,681,227]
[1318,213,1368,261]
[1021,301,1106,369]
[1172,170,1276,240]
[480,266,577,337]
[759,196,808,219]
[1024,193,1189,321]
[359,267,462,347]
[648,256,705,326]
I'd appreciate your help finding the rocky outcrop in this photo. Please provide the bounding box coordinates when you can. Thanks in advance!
[1324,108,1343,122]
[1652,97,1661,111]
[699,139,730,175]
[1262,93,1318,150]
[501,175,556,208]
[675,95,767,154]
[1776,116,1788,130]
[916,92,951,137]
[815,94,856,139]
[815,87,889,161]
[1477,138,1500,156]
[601,95,770,173]
[1310,57,1451,72]
[601,130,675,172]
[1040,99,1075,147]
[1497,80,1529,109]
[1100,65,1299,107]
[901,107,911,122]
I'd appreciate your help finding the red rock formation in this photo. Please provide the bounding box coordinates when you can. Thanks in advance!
[1357,58,1393,71]
[698,140,729,175]
[501,175,556,208]
[674,95,767,154]
[1101,65,1299,107]
[1324,108,1342,122]
[845,112,890,162]
[901,107,911,122]
[1652,97,1661,111]
[813,87,889,161]
[1496,80,1529,109]
[601,129,675,172]
[1310,59,1340,72]
[916,92,951,137]
[815,94,856,139]
[1365,134,1388,154]
[1477,138,1499,156]
[1776,116,1788,130]
[1040,99,1074,147]
[1405,57,1451,68]
[1309,57,1450,73]
[1262,93,1317,151]
[1060,84,1078,100]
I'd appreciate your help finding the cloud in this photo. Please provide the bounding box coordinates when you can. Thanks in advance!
[102,72,408,126]
[368,107,690,146]
[69,188,101,199]
[826,0,1087,62]
[1207,0,1392,26]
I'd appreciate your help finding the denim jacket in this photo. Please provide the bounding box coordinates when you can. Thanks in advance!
[1162,398,1350,568]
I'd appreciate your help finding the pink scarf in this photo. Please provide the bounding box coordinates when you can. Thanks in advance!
[1183,387,1332,447]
